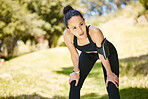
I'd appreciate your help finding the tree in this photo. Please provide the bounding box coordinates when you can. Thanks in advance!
[82,0,134,16]
[0,0,84,58]
[18,0,84,48]
[139,0,148,10]
[0,0,46,58]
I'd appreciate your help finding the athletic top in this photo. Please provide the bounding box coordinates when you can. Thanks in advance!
[73,25,117,54]
[73,25,98,52]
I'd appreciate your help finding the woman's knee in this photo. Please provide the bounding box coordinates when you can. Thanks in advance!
[70,81,81,89]
[107,82,120,99]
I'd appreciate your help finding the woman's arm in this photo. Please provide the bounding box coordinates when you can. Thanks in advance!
[91,27,119,88]
[63,30,80,86]
[92,28,112,75]
[63,30,79,72]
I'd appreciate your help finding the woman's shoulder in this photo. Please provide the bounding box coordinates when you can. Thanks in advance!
[88,25,104,42]
[89,25,102,35]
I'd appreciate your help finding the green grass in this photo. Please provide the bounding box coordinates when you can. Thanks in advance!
[0,48,72,98]
[0,47,148,99]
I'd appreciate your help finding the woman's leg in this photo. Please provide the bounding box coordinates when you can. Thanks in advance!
[69,52,98,99]
[102,52,120,99]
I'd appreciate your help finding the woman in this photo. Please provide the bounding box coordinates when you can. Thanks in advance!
[63,5,120,99]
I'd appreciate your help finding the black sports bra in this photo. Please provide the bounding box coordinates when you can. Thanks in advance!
[73,25,117,54]
[73,25,98,52]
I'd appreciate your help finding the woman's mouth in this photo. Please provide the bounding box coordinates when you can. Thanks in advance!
[79,32,84,36]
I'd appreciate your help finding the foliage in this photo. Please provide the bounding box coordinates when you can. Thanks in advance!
[86,1,145,26]
[17,0,84,48]
[139,0,148,10]
[0,0,48,58]
[83,0,134,16]
[0,0,83,58]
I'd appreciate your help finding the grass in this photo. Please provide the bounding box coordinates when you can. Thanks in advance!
[0,47,148,99]
[0,48,72,98]
[0,1,148,99]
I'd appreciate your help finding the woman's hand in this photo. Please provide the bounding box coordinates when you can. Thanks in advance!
[106,72,119,88]
[69,72,80,86]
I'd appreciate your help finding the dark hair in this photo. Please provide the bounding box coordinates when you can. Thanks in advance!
[63,5,84,28]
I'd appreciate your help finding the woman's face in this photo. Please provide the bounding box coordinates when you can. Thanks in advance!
[67,15,87,39]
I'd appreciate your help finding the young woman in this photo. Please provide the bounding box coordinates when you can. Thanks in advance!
[63,5,120,99]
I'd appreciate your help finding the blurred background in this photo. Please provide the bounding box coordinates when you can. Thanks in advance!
[0,0,148,99]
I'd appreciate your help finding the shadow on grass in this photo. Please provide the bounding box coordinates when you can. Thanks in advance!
[0,51,34,61]
[0,94,49,99]
[119,87,148,99]
[55,62,102,77]
[55,53,148,77]
[0,94,67,99]
[119,53,148,76]
[0,87,147,99]
[55,66,73,75]
[51,96,67,99]
[81,87,148,99]
[81,93,101,99]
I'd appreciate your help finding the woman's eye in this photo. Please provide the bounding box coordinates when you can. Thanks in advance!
[81,23,83,25]
[73,27,76,29]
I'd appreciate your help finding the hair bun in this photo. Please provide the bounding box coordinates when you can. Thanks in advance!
[63,5,74,15]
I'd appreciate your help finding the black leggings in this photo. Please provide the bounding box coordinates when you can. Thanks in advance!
[69,52,120,99]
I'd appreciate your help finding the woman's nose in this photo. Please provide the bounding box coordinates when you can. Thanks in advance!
[78,27,82,33]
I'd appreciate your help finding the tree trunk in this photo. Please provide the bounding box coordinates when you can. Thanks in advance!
[0,41,3,52]
[0,41,4,57]
[47,34,54,48]
[7,40,17,58]
[6,35,18,58]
